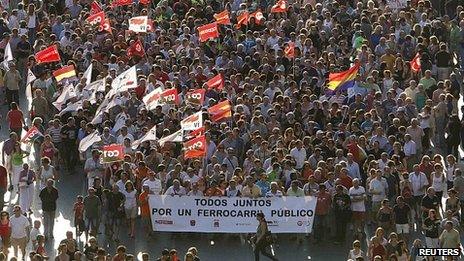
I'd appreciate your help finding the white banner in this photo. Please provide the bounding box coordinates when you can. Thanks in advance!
[149,196,317,233]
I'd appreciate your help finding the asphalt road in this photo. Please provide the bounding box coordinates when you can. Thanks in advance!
[0,84,463,260]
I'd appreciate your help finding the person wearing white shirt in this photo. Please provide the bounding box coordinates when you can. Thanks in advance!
[409,164,429,220]
[187,182,204,196]
[290,140,306,170]
[377,153,390,171]
[116,126,134,144]
[403,134,417,169]
[182,168,200,184]
[142,172,163,195]
[369,170,388,221]
[10,206,30,258]
[349,179,366,237]
[164,179,187,196]
[346,153,361,180]
[266,182,283,197]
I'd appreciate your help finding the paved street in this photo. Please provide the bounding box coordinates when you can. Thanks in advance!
[0,89,463,260]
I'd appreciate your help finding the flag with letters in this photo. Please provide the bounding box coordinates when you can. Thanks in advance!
[181,111,203,131]
[102,144,124,163]
[184,135,207,159]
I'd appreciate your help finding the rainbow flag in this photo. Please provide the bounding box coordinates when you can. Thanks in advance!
[327,63,360,92]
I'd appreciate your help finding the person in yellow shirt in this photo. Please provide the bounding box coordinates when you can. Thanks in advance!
[380,49,396,72]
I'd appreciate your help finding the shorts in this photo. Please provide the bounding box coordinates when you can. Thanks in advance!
[125,207,137,219]
[396,223,409,234]
[352,211,365,222]
[11,237,27,249]
[425,237,439,248]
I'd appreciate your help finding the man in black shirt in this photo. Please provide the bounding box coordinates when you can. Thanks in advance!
[60,117,78,172]
[332,185,351,244]
[39,179,59,239]
[435,43,452,81]
[421,188,440,220]
[393,196,412,244]
[15,34,31,80]
[106,184,125,242]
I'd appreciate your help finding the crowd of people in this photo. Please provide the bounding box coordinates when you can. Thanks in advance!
[0,0,462,260]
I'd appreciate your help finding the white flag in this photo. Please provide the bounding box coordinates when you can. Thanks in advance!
[112,112,129,133]
[142,87,163,110]
[181,111,203,131]
[52,83,77,111]
[25,69,36,108]
[58,100,82,116]
[83,63,93,86]
[84,78,106,103]
[158,129,183,147]
[128,16,148,33]
[78,131,101,153]
[2,42,13,70]
[131,125,157,148]
[111,66,137,95]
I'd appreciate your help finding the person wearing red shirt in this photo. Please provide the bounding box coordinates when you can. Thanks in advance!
[135,78,147,100]
[0,165,8,210]
[339,168,353,189]
[153,65,169,83]
[0,211,10,255]
[6,102,24,138]
[138,185,152,237]
[314,184,332,243]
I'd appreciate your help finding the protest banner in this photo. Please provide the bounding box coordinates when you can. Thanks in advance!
[149,196,317,233]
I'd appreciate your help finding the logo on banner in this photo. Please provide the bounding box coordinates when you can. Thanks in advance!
[190,220,196,226]
[102,144,124,163]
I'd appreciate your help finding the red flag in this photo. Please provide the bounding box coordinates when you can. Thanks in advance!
[161,88,179,105]
[284,42,295,58]
[410,53,421,73]
[147,19,155,32]
[102,144,124,163]
[90,1,103,14]
[198,22,219,42]
[127,39,145,57]
[235,11,249,29]
[185,126,205,140]
[249,10,264,25]
[86,11,105,25]
[185,89,205,105]
[205,74,224,90]
[184,135,207,159]
[271,0,287,13]
[21,126,43,143]
[100,19,112,33]
[111,0,132,7]
[35,45,61,64]
[207,100,232,122]
[139,0,150,5]
[214,10,231,25]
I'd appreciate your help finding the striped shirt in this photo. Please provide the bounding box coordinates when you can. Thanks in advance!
[46,126,62,143]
